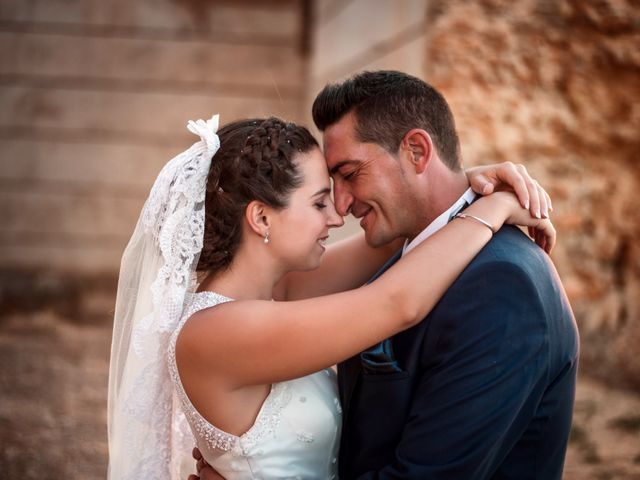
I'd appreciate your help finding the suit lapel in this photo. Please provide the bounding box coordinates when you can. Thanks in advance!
[341,249,403,420]
[342,196,477,416]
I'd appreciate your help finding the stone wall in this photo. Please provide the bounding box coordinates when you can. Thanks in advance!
[1,2,639,477]
[307,0,640,392]
[0,0,306,275]
[308,0,428,103]
[422,0,640,390]
[1,0,638,389]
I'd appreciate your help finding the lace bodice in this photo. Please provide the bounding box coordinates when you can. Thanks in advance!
[168,291,341,479]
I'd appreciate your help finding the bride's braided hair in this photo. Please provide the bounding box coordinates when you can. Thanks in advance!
[197,117,318,273]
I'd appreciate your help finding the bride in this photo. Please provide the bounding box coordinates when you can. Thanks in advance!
[107,115,554,479]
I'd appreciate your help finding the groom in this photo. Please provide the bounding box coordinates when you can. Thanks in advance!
[198,71,579,478]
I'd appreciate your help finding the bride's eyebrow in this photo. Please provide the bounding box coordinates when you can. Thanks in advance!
[310,187,331,198]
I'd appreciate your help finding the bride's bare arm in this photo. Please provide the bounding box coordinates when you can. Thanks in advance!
[273,161,551,301]
[177,192,554,387]
[272,233,403,301]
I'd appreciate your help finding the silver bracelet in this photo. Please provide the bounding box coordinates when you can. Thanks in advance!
[453,213,497,234]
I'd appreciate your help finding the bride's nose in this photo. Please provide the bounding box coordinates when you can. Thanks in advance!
[327,202,345,228]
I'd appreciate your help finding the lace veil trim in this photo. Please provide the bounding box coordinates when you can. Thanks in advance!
[108,116,220,479]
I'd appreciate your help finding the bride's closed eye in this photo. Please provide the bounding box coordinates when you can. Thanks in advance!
[314,201,327,210]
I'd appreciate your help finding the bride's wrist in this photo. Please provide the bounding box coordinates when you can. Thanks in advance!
[465,193,513,232]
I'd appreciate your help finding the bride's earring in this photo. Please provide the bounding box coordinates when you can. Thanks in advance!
[263,231,270,244]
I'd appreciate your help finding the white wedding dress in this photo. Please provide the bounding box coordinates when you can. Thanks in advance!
[168,291,342,479]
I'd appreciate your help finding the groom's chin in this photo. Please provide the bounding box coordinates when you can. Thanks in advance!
[364,225,402,249]
[363,229,388,249]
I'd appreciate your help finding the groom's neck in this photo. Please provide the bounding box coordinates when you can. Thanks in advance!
[413,167,469,236]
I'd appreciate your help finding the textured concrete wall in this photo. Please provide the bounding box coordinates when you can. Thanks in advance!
[309,0,640,392]
[3,0,637,391]
[0,0,306,275]
[1,3,639,478]
[421,0,640,391]
[308,0,428,93]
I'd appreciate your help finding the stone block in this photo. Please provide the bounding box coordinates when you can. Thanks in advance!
[0,31,304,90]
[0,0,301,39]
[0,86,302,136]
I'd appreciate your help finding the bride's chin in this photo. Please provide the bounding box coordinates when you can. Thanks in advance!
[283,245,326,272]
[298,253,324,272]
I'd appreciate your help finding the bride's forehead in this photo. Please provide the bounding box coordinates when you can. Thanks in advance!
[289,164,330,199]
[300,165,331,189]
[295,149,330,177]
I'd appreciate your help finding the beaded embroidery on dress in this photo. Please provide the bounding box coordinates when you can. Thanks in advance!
[168,291,342,479]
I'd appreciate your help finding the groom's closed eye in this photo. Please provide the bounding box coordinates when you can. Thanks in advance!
[329,160,358,176]
[337,165,359,181]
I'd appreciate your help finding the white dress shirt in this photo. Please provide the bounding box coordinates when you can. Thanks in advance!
[402,187,477,257]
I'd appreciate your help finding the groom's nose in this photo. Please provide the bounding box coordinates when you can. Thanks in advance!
[333,182,353,217]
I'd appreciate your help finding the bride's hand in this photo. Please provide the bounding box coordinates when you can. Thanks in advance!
[465,192,556,254]
[466,162,552,219]
[188,447,225,480]
[504,196,556,254]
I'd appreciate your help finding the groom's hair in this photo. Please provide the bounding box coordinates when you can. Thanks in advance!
[312,70,462,171]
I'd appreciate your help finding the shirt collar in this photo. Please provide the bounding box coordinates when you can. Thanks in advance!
[402,187,477,257]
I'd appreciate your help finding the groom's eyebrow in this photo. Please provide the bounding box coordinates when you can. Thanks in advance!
[329,160,357,175]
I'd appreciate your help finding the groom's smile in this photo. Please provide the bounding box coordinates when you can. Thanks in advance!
[322,112,417,248]
[354,205,373,229]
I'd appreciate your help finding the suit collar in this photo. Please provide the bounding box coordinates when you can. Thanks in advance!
[402,187,477,257]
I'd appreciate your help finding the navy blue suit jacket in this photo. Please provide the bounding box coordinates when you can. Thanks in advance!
[338,226,579,479]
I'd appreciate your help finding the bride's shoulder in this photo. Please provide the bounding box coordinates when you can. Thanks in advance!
[180,298,233,337]
[174,302,236,381]
[176,297,257,353]
[175,298,270,384]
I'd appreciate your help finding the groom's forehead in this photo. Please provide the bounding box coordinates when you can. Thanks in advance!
[323,128,360,161]
[323,143,363,172]
[323,112,358,144]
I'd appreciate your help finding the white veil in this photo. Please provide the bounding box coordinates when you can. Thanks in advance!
[107,115,220,479]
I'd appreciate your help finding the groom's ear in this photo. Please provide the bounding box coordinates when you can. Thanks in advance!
[245,200,271,238]
[401,129,432,174]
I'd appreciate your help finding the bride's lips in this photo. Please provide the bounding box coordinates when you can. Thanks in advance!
[317,235,329,250]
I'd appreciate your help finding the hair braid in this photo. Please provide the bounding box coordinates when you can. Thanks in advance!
[196,117,318,273]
